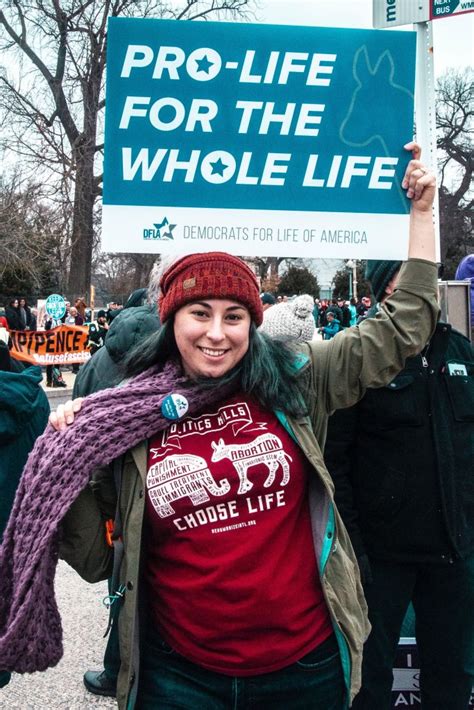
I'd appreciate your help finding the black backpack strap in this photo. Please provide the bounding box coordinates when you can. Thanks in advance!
[103,455,126,636]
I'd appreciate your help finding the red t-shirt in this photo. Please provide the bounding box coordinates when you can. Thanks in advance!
[143,393,332,675]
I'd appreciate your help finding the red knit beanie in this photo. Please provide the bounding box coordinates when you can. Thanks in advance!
[159,252,263,326]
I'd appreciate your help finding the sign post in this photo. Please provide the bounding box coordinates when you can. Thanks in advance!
[373,0,455,262]
[414,20,440,261]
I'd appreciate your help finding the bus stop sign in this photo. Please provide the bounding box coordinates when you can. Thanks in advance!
[430,0,474,20]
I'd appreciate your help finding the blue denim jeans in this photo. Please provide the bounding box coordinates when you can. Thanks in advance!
[137,630,346,709]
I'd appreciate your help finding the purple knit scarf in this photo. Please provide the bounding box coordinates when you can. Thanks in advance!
[0,360,238,673]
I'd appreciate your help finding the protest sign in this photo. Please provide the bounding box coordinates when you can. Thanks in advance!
[391,640,474,708]
[103,19,416,259]
[45,294,67,320]
[9,325,91,366]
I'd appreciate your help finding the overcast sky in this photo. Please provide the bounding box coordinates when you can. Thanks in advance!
[255,0,473,76]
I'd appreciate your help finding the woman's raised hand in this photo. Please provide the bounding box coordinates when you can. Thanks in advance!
[404,142,437,263]
[49,398,83,432]
[403,141,436,212]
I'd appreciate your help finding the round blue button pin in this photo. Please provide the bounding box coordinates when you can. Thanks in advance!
[161,393,189,421]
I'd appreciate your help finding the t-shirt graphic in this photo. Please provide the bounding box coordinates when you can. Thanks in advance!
[147,452,231,518]
[147,430,292,518]
[144,393,332,676]
[210,433,292,495]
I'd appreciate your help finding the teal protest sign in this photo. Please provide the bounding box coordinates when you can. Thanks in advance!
[103,19,416,259]
[45,294,66,320]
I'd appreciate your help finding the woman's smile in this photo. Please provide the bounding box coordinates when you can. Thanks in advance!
[198,347,229,358]
[174,299,251,379]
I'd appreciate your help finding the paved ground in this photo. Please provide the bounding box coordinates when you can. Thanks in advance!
[1,561,116,709]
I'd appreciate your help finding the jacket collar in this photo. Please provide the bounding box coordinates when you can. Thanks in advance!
[131,440,148,483]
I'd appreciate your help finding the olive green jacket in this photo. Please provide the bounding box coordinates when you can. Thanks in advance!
[60,259,439,709]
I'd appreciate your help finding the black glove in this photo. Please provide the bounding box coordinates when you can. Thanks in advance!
[357,553,373,587]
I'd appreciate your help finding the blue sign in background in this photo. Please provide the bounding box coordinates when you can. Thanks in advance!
[104,19,416,215]
[45,294,66,320]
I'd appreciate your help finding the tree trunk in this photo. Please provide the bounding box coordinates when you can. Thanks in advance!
[269,257,279,277]
[66,140,96,299]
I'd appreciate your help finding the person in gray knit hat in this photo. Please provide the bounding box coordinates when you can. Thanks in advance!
[259,294,315,343]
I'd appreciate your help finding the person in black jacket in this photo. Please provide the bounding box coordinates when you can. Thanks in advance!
[74,289,158,398]
[336,298,351,328]
[324,260,474,710]
[18,297,36,330]
[4,299,22,331]
[87,310,109,356]
[326,299,343,324]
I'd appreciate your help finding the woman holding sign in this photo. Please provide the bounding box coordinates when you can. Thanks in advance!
[0,144,438,709]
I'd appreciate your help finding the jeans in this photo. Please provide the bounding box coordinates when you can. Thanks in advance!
[137,630,346,709]
[352,553,474,710]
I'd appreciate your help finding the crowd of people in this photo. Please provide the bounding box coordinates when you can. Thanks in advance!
[311,296,371,339]
[260,292,374,344]
[0,295,129,387]
[3,297,37,331]
[0,144,473,710]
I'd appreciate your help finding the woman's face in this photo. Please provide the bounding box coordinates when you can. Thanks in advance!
[12,300,18,307]
[173,299,251,379]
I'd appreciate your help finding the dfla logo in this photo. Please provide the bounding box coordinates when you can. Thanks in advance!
[143,217,176,240]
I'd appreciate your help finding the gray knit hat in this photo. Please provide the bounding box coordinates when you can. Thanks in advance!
[365,260,402,302]
[259,294,315,343]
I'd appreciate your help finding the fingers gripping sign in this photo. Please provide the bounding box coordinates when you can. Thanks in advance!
[405,140,422,162]
[49,398,84,432]
[402,141,436,210]
[403,141,437,262]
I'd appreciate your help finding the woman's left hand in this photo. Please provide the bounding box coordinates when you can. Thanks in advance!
[402,142,436,213]
[49,398,83,432]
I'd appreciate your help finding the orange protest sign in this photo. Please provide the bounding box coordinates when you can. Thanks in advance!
[9,325,91,366]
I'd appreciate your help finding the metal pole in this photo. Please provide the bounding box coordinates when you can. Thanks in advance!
[415,21,441,262]
[353,262,358,301]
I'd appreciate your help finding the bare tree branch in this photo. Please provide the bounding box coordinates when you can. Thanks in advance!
[1,0,254,297]
[436,68,474,276]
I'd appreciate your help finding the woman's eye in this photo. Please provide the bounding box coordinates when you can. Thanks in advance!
[226,313,243,322]
[191,309,209,317]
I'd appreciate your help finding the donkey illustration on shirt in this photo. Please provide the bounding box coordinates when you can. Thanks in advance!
[147,454,231,518]
[211,433,292,495]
